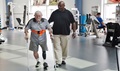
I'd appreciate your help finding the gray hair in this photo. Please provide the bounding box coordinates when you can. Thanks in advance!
[34,10,42,16]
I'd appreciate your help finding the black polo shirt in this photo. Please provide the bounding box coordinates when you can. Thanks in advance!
[48,9,75,35]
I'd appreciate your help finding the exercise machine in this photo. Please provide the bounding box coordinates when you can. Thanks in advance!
[0,15,5,44]
[15,5,28,29]
[71,8,80,35]
[7,2,15,30]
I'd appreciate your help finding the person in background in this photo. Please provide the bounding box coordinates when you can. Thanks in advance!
[48,1,76,67]
[96,12,106,34]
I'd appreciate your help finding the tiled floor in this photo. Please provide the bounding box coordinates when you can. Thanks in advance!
[0,29,119,71]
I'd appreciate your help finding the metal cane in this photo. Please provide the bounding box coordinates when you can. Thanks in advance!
[51,36,57,70]
[116,47,120,71]
[26,40,30,71]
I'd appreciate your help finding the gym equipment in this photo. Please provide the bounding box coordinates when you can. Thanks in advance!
[0,15,5,44]
[71,8,80,35]
[79,15,87,36]
[85,14,92,36]
[16,18,24,29]
[104,4,120,71]
[15,5,28,29]
[5,2,28,29]
[103,22,120,47]
[23,5,27,26]
[80,15,99,37]
[103,3,120,47]
[101,22,120,71]
[7,2,15,30]
[71,8,80,25]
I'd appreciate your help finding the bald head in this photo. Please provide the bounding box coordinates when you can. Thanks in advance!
[34,11,42,22]
[58,1,65,11]
[58,1,65,6]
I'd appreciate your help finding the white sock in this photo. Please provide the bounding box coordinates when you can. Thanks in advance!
[43,59,46,63]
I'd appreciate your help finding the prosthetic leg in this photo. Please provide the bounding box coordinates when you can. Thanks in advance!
[42,51,48,70]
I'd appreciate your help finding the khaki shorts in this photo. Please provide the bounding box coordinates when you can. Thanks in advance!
[29,41,48,52]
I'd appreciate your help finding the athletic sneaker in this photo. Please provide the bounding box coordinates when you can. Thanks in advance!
[35,61,40,68]
[43,62,48,69]
[56,63,61,68]
[61,61,66,65]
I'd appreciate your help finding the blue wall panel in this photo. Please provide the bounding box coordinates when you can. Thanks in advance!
[80,15,87,33]
[75,0,82,14]
[75,0,86,33]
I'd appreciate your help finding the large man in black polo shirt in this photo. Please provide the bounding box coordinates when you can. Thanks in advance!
[48,1,76,67]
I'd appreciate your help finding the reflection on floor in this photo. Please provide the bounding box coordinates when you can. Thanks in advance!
[0,30,118,71]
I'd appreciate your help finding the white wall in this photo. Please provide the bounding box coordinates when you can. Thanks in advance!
[13,0,29,27]
[64,0,75,10]
[13,0,29,13]
[0,0,6,27]
[82,0,102,15]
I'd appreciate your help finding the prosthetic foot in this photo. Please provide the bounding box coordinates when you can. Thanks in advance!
[42,51,48,70]
[43,62,48,70]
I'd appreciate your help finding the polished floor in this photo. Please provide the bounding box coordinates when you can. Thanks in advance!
[0,29,119,71]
